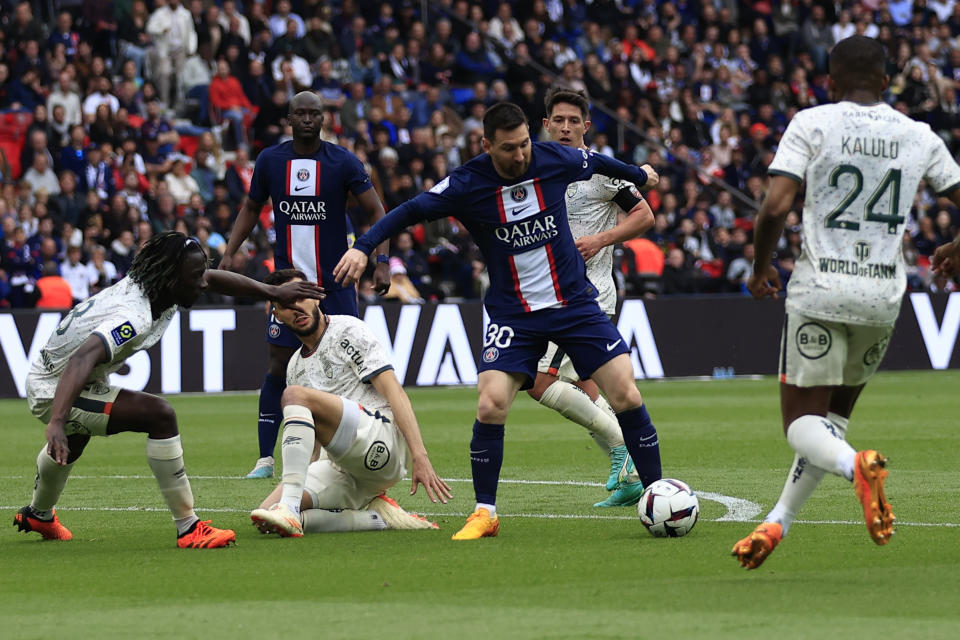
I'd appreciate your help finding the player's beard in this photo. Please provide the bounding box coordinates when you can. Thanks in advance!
[289,306,321,336]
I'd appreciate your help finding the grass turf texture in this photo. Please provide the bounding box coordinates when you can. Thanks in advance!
[1,371,959,639]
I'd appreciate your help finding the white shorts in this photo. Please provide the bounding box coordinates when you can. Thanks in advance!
[536,341,580,381]
[778,312,894,388]
[303,407,409,510]
[26,378,121,437]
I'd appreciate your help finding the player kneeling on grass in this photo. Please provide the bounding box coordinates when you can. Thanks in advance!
[14,232,324,548]
[250,269,452,536]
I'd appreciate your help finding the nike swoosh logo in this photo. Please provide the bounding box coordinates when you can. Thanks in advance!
[294,185,310,192]
[469,450,488,454]
[511,204,536,217]
[606,339,622,351]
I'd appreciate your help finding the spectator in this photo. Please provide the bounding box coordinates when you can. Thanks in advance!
[47,71,83,129]
[147,0,197,110]
[23,155,60,197]
[209,59,256,151]
[35,260,74,309]
[164,159,200,206]
[60,244,92,304]
[661,248,699,295]
[82,76,120,123]
[86,244,119,294]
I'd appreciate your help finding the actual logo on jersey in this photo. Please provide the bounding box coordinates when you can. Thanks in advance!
[268,323,281,339]
[511,186,527,202]
[110,322,137,347]
[795,322,831,360]
[854,241,871,263]
[482,346,500,363]
[364,441,390,471]
[297,168,310,182]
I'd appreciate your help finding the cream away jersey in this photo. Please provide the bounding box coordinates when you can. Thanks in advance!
[769,101,960,325]
[286,315,396,419]
[27,278,177,399]
[564,167,642,314]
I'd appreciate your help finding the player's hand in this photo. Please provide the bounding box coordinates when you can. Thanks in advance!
[271,280,325,306]
[575,234,605,261]
[640,164,659,189]
[218,252,234,271]
[746,266,782,300]
[45,422,69,466]
[373,261,391,295]
[409,455,452,504]
[932,240,960,276]
[333,248,368,286]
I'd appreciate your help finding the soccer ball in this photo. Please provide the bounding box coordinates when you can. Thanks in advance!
[637,479,700,538]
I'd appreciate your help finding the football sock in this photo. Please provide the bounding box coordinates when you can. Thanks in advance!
[279,405,316,516]
[786,414,856,481]
[146,435,198,534]
[616,405,662,488]
[539,380,624,452]
[766,414,850,535]
[476,502,497,517]
[30,445,75,519]
[257,372,285,458]
[470,421,504,506]
[301,508,387,532]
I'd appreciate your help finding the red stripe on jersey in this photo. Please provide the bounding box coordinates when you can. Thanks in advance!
[533,178,546,210]
[315,160,322,194]
[508,255,531,312]
[286,225,293,267]
[496,187,507,223]
[314,225,323,285]
[285,161,292,196]
[544,243,565,305]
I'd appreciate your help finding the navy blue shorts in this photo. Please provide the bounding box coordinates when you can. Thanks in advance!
[478,301,629,389]
[266,286,358,347]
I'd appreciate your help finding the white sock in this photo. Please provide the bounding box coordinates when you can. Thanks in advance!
[31,445,75,518]
[476,502,496,517]
[279,405,316,516]
[591,394,621,454]
[786,414,856,481]
[301,508,387,532]
[539,380,624,451]
[146,435,198,534]
[826,412,850,437]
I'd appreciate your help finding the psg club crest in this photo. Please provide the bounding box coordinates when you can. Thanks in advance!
[268,323,281,339]
[482,346,500,363]
[297,168,310,182]
[510,186,527,202]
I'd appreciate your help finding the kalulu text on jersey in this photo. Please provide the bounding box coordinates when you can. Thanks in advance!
[840,136,899,159]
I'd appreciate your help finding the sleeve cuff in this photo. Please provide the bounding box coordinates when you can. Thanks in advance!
[936,180,960,196]
[767,169,803,183]
[361,364,394,384]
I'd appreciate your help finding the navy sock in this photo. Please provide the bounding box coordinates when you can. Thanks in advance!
[258,373,285,458]
[617,405,662,488]
[470,421,505,505]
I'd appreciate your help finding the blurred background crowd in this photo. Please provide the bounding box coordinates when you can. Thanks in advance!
[2,0,960,309]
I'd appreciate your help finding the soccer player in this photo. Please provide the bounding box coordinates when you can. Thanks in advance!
[534,88,655,508]
[249,269,452,536]
[220,91,391,480]
[14,231,323,548]
[731,36,960,569]
[334,102,664,540]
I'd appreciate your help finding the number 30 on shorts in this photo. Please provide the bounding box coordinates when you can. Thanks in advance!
[484,323,514,348]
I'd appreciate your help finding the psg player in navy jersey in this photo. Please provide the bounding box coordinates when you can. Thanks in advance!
[221,92,391,479]
[335,102,664,540]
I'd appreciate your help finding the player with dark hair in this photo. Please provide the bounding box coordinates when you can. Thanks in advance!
[220,91,391,480]
[249,269,451,536]
[532,88,656,507]
[335,102,663,540]
[732,35,960,569]
[15,231,323,548]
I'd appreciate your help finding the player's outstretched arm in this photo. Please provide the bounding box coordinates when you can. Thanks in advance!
[748,175,799,299]
[576,197,654,261]
[219,197,262,271]
[932,189,960,276]
[356,188,392,294]
[46,336,108,464]
[639,164,659,188]
[371,370,452,504]
[205,270,324,305]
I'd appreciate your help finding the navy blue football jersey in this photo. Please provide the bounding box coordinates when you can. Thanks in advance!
[353,142,647,316]
[249,140,372,291]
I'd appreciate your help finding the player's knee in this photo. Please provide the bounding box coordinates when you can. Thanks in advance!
[605,385,643,413]
[281,385,310,408]
[477,392,511,423]
[149,399,178,437]
[65,434,90,464]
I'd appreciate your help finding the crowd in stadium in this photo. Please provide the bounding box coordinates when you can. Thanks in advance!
[2,0,960,309]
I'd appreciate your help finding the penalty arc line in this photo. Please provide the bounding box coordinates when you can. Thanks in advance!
[1,475,958,527]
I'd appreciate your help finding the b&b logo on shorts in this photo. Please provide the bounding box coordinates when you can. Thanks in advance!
[297,168,310,181]
[482,346,499,363]
[364,441,390,471]
[110,322,137,346]
[796,322,831,359]
[511,186,527,202]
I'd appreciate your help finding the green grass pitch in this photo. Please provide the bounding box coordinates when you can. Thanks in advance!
[1,371,959,639]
